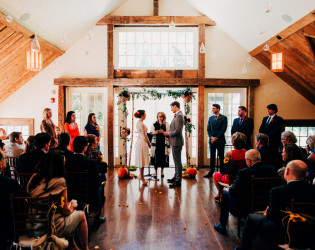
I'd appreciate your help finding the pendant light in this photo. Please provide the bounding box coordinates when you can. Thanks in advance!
[26,35,42,71]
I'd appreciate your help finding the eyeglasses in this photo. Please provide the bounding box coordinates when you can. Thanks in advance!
[158,116,164,118]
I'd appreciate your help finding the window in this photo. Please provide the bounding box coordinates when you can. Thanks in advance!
[0,118,34,141]
[114,27,199,70]
[284,120,315,147]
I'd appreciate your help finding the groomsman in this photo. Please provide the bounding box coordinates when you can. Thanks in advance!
[259,104,283,151]
[204,104,227,177]
[231,106,254,150]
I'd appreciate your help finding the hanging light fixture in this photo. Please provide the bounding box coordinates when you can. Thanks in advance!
[26,35,42,71]
[271,52,284,72]
[242,64,248,74]
[169,18,175,29]
[200,42,206,53]
[263,43,270,51]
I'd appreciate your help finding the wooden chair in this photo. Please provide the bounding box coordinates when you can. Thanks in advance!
[5,157,18,178]
[15,172,34,192]
[218,159,247,203]
[237,176,281,237]
[10,195,52,248]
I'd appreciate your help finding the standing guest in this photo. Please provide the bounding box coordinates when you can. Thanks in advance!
[204,104,228,177]
[164,101,184,188]
[150,112,170,179]
[4,132,24,157]
[214,150,277,235]
[259,104,283,150]
[24,135,36,153]
[237,160,315,250]
[55,126,61,142]
[306,135,315,178]
[134,110,151,185]
[27,151,89,250]
[84,113,100,144]
[40,108,58,148]
[213,132,247,201]
[52,133,74,161]
[281,131,307,159]
[17,133,51,173]
[66,136,105,224]
[64,111,80,152]
[231,106,254,150]
[0,151,21,248]
[255,133,281,164]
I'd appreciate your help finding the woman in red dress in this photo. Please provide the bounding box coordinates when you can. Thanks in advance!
[64,111,80,151]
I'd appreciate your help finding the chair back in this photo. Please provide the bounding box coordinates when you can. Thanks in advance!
[10,195,52,242]
[15,173,34,192]
[250,176,281,212]
[227,159,247,185]
[66,171,89,205]
[5,157,18,178]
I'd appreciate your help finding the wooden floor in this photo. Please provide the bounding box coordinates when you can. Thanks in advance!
[88,167,242,250]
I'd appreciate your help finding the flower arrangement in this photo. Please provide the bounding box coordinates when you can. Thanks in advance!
[181,90,192,103]
[119,90,130,104]
[121,127,130,138]
[184,115,195,135]
[223,157,229,164]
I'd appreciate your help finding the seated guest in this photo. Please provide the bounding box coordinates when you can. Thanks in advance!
[306,135,315,177]
[278,143,305,179]
[0,150,21,247]
[4,132,24,157]
[238,160,315,250]
[214,149,277,235]
[53,133,74,160]
[24,135,35,153]
[27,151,89,250]
[17,133,51,173]
[255,133,281,165]
[66,136,105,223]
[213,132,247,201]
[281,131,307,160]
[0,139,5,152]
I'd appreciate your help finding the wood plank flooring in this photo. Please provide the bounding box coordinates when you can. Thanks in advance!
[89,168,241,250]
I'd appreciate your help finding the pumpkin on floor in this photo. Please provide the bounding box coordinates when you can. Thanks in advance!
[118,167,128,178]
[186,167,197,177]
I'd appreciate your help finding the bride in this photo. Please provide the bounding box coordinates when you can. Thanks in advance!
[134,110,151,185]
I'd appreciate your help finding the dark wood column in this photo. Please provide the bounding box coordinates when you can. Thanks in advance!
[58,86,66,128]
[107,24,114,79]
[198,85,205,167]
[107,85,114,167]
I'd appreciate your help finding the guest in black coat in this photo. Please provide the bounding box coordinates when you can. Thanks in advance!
[231,106,254,150]
[66,136,105,223]
[259,104,283,150]
[255,133,281,168]
[0,151,21,247]
[238,160,315,250]
[280,131,307,160]
[214,150,277,235]
[51,133,74,160]
[17,133,51,173]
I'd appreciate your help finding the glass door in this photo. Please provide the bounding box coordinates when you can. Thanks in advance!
[66,87,108,162]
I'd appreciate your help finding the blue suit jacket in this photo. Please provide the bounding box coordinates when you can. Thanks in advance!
[231,116,254,149]
[207,114,227,144]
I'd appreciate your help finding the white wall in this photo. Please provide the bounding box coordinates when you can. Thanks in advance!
[0,0,314,140]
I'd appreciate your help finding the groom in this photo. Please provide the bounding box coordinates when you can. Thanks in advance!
[164,101,184,188]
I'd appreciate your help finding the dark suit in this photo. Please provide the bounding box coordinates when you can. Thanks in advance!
[259,115,283,150]
[219,162,277,226]
[66,154,102,211]
[258,145,282,169]
[17,148,45,173]
[52,145,74,160]
[207,114,227,173]
[241,181,315,249]
[231,116,254,150]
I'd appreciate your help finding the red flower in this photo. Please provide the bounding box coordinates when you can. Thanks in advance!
[219,116,222,119]
[271,119,274,122]
[174,114,177,118]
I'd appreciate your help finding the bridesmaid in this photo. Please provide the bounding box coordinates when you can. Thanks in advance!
[40,108,58,148]
[84,113,100,147]
[64,111,80,152]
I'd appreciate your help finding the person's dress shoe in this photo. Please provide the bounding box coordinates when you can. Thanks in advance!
[214,223,226,235]
[167,178,176,183]
[169,182,181,188]
[203,172,213,178]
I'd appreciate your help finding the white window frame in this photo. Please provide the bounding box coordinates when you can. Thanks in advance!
[113,27,199,70]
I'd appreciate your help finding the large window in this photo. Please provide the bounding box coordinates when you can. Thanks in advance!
[284,120,315,147]
[0,118,34,141]
[114,27,199,70]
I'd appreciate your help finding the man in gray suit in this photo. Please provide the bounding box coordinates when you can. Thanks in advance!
[164,101,184,188]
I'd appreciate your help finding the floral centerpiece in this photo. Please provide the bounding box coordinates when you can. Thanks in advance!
[119,90,131,104]
[181,89,193,103]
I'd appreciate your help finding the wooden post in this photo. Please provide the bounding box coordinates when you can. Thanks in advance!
[198,85,204,168]
[107,24,114,79]
[128,97,135,168]
[153,0,159,16]
[247,86,255,148]
[107,85,114,168]
[198,24,205,78]
[58,86,66,128]
[123,104,127,167]
[184,104,190,166]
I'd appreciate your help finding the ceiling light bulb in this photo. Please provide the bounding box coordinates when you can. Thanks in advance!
[6,15,12,22]
[263,43,270,51]
[169,20,175,29]
[247,55,253,63]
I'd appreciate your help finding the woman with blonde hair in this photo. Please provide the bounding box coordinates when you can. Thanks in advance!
[40,108,58,148]
[150,112,170,179]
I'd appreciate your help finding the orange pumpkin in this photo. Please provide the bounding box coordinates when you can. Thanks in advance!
[186,168,197,177]
[118,167,128,178]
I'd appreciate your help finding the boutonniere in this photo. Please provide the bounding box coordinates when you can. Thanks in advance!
[219,116,222,119]
[245,117,248,121]
[174,114,177,118]
[96,127,99,131]
[271,119,274,122]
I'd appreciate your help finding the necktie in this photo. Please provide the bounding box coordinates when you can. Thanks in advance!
[214,116,218,124]
[266,116,271,125]
[239,118,242,125]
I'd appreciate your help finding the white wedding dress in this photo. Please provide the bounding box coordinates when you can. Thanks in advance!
[135,120,149,168]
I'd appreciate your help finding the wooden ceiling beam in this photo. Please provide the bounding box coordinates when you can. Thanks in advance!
[97,16,216,26]
[54,78,259,87]
[250,10,315,56]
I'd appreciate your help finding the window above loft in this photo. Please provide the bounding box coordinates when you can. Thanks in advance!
[113,27,199,70]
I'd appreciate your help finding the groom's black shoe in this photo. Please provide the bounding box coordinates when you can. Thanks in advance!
[203,172,213,178]
[169,182,181,188]
[214,223,226,235]
[167,177,176,183]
